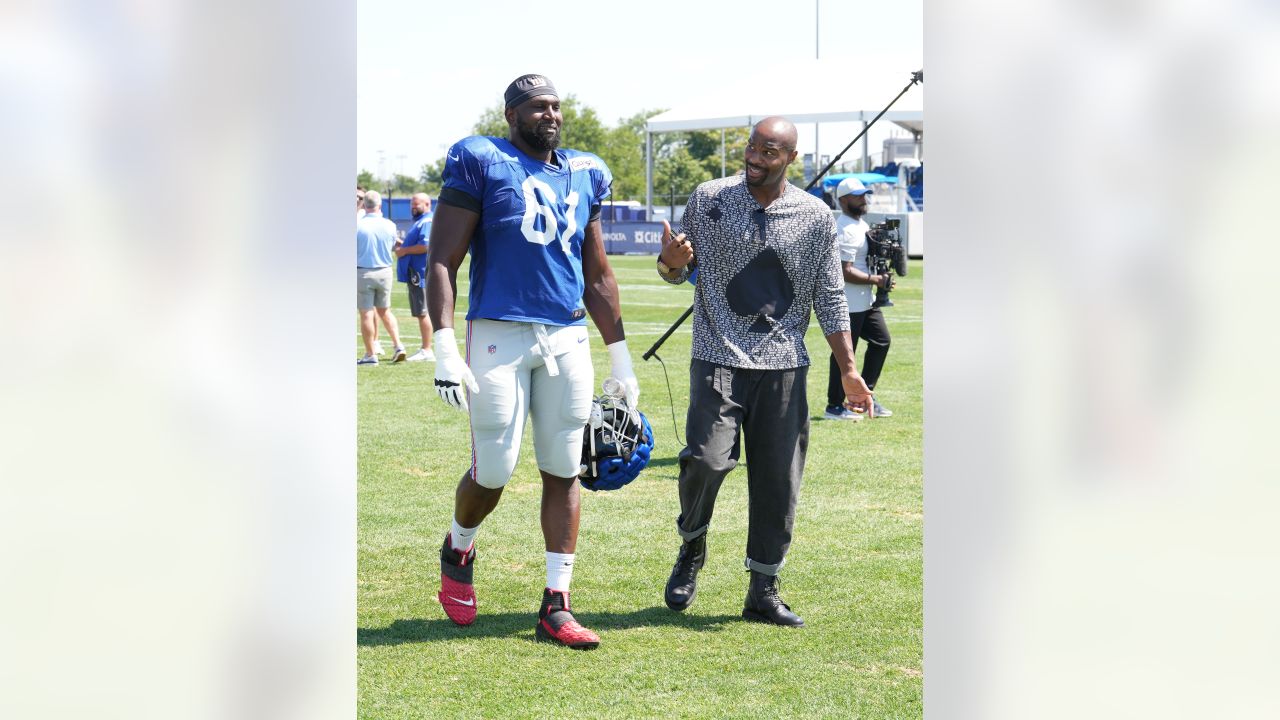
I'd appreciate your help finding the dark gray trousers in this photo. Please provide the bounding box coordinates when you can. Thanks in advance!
[676,359,810,576]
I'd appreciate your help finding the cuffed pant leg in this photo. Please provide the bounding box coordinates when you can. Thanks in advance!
[742,366,809,575]
[676,360,742,541]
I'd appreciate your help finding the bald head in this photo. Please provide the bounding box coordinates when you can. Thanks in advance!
[754,116,798,148]
[410,192,431,219]
[744,115,799,194]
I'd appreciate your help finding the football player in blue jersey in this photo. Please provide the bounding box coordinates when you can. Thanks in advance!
[425,74,639,650]
[394,193,435,362]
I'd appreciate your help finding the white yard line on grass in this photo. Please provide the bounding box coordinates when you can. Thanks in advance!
[356,317,920,341]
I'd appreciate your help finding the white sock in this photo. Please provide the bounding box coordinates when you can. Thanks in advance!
[451,520,479,552]
[546,551,575,592]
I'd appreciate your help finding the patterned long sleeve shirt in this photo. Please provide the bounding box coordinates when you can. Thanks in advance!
[667,175,850,370]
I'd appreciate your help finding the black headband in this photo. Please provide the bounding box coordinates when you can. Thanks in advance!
[504,74,559,108]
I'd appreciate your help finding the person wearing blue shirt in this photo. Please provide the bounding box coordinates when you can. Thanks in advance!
[394,193,435,362]
[426,74,640,650]
[356,190,407,364]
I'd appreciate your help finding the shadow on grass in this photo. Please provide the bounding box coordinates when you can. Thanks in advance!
[810,413,866,423]
[645,456,748,471]
[644,455,682,469]
[359,606,740,647]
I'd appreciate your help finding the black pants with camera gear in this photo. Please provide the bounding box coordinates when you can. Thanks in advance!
[827,308,890,407]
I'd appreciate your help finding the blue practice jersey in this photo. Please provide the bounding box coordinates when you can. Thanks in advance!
[396,212,432,283]
[441,136,611,326]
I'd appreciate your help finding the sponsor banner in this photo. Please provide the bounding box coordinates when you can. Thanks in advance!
[599,221,672,255]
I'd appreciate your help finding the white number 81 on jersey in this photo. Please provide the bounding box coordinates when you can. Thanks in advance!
[520,176,579,254]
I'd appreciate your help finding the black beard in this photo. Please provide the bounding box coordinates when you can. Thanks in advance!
[843,202,867,219]
[517,116,561,152]
[411,210,424,219]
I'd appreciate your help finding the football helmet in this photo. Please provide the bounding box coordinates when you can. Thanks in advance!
[579,379,654,491]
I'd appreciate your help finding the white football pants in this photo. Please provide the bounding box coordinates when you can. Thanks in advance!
[465,319,594,488]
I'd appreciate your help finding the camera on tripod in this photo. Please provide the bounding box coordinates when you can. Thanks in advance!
[866,219,908,308]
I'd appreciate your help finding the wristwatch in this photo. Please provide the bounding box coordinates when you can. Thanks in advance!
[656,257,673,275]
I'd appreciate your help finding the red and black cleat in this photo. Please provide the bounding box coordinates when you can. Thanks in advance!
[438,535,477,626]
[535,588,600,650]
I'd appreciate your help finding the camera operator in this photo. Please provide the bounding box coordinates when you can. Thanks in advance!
[824,178,893,420]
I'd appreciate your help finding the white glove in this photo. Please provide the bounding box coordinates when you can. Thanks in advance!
[606,339,640,409]
[433,327,479,411]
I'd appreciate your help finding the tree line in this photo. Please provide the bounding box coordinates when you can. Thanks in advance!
[357,96,804,204]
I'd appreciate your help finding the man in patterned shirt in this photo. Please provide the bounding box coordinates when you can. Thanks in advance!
[655,116,874,627]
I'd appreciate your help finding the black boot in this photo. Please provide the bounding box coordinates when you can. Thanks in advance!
[742,570,805,627]
[663,534,707,611]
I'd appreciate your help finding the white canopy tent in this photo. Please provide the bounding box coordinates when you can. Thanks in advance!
[643,60,924,215]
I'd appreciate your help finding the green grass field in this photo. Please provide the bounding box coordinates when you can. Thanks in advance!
[358,256,922,719]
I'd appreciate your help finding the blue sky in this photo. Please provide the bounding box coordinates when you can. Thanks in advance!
[357,0,922,179]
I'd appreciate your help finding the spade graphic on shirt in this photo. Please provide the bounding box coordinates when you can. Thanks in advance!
[726,246,793,333]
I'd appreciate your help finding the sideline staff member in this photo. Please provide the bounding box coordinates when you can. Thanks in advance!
[824,177,893,420]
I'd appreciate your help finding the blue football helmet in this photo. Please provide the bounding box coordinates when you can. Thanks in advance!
[579,381,654,491]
